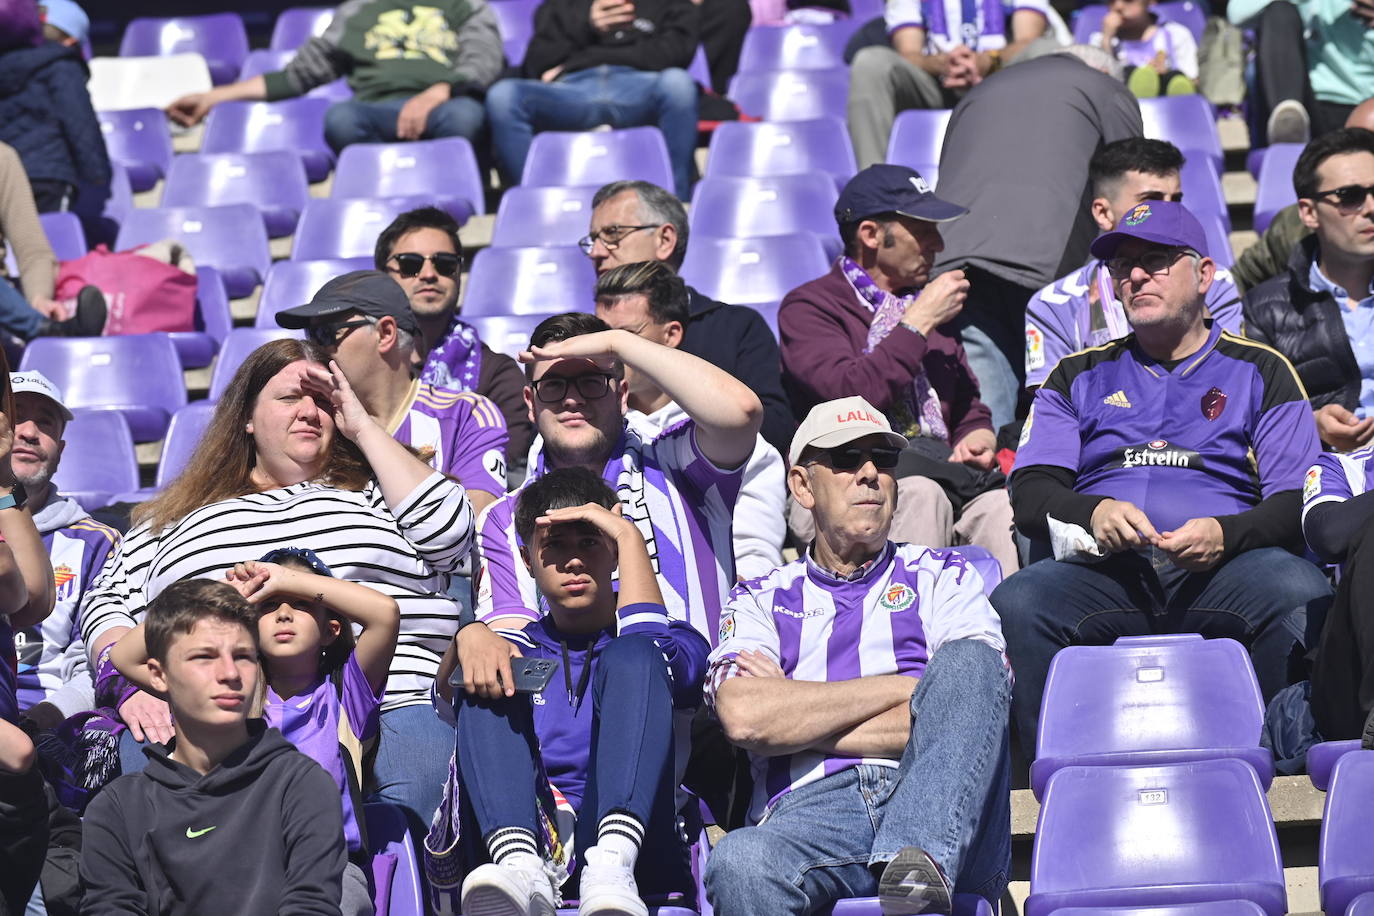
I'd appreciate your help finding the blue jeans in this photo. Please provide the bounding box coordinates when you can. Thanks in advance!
[0,276,42,339]
[705,639,1013,915]
[369,703,458,843]
[991,546,1332,751]
[323,96,487,153]
[485,66,698,199]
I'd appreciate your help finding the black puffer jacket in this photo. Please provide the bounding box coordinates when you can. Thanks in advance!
[1242,234,1360,412]
[0,41,110,189]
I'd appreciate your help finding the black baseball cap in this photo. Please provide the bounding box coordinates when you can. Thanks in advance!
[834,164,968,225]
[275,269,423,336]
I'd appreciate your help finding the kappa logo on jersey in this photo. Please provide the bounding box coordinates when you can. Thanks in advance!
[878,583,916,612]
[1124,203,1152,226]
[1103,390,1132,408]
[1025,325,1045,370]
[775,606,825,620]
[1304,466,1322,503]
[1201,386,1227,421]
[1110,439,1205,470]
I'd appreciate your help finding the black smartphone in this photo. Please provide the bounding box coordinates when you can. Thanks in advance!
[449,657,560,694]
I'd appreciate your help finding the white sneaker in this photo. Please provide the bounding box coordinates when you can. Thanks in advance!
[1267,99,1311,145]
[461,854,559,916]
[577,846,648,916]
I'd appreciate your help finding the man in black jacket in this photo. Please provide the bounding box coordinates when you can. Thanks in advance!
[581,179,795,454]
[484,0,699,198]
[1244,128,1374,452]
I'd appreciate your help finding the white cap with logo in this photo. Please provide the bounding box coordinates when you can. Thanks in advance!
[9,372,74,422]
[788,396,909,467]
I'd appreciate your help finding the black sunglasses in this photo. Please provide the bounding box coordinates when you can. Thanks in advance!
[388,252,462,278]
[1312,184,1374,213]
[307,317,374,348]
[531,373,618,404]
[808,446,902,471]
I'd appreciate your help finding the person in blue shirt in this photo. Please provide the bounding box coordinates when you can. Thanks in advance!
[437,466,709,916]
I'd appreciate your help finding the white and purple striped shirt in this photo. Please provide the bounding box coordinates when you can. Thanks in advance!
[885,0,1050,52]
[475,418,745,641]
[389,381,509,497]
[705,542,1005,823]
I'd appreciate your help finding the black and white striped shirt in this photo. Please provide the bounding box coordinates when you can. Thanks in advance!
[79,472,474,710]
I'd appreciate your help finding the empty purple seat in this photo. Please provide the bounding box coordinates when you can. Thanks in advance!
[1307,740,1365,791]
[521,127,674,191]
[1139,97,1223,173]
[332,138,483,222]
[19,335,187,442]
[1181,155,1230,232]
[490,185,599,248]
[886,108,952,173]
[1046,902,1269,916]
[827,893,993,915]
[1201,215,1235,268]
[115,204,270,299]
[97,108,174,193]
[201,98,335,183]
[689,174,840,255]
[1353,894,1374,916]
[464,314,570,358]
[168,264,233,369]
[209,329,301,400]
[50,408,139,512]
[1031,637,1273,799]
[949,545,1003,595]
[256,258,376,328]
[463,246,596,316]
[270,6,336,51]
[1321,751,1374,916]
[153,401,216,489]
[1253,144,1302,235]
[161,151,311,239]
[119,14,249,85]
[737,22,853,72]
[237,50,352,101]
[705,117,857,187]
[363,804,427,916]
[679,235,829,304]
[1026,760,1286,916]
[729,68,850,122]
[291,197,433,261]
[6,211,87,279]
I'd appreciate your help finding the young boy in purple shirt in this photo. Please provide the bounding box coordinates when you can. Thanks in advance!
[438,467,709,916]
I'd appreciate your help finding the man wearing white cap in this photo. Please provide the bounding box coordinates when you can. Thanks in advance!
[12,372,119,729]
[704,395,1011,916]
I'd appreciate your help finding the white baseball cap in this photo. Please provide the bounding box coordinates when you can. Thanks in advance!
[10,371,74,422]
[788,396,908,467]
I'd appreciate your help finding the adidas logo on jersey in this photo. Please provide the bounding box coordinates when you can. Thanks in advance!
[1103,390,1132,408]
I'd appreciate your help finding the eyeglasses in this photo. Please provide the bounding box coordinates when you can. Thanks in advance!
[387,252,462,278]
[1312,184,1374,214]
[806,446,902,471]
[1104,247,1193,280]
[307,317,375,348]
[577,224,662,255]
[530,373,618,403]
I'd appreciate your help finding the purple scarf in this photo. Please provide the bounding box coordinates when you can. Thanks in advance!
[421,314,484,392]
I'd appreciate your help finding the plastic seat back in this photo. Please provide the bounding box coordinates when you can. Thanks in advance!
[464,314,564,358]
[162,151,311,238]
[1139,96,1223,172]
[736,22,853,71]
[201,98,335,182]
[705,117,857,187]
[208,329,303,401]
[886,108,952,173]
[154,401,217,489]
[119,14,249,85]
[491,185,600,248]
[728,68,850,121]
[332,138,484,219]
[256,258,377,328]
[462,246,597,316]
[689,173,839,251]
[115,204,270,299]
[679,235,829,304]
[364,803,426,916]
[292,197,433,261]
[1320,750,1374,916]
[1253,144,1302,235]
[51,408,140,512]
[521,127,674,191]
[97,108,174,192]
[271,6,336,50]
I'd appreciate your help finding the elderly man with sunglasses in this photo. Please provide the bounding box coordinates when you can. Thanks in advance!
[703,395,1012,916]
[1244,128,1374,453]
[991,200,1332,750]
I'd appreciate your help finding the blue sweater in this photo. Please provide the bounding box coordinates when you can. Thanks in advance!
[0,41,110,189]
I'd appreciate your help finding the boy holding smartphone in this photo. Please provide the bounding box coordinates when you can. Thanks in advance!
[437,467,709,916]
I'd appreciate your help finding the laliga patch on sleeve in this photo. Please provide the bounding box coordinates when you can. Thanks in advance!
[1304,466,1322,503]
[483,449,507,482]
[1025,325,1045,371]
[1019,405,1034,448]
[718,610,735,643]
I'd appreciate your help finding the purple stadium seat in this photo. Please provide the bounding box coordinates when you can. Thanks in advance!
[270,6,336,51]
[729,68,850,122]
[1181,155,1230,232]
[462,246,597,316]
[736,22,853,72]
[689,174,840,256]
[705,117,857,187]
[1046,903,1269,916]
[201,98,335,183]
[19,335,187,442]
[256,258,376,328]
[5,211,86,276]
[1031,637,1273,800]
[1253,143,1302,235]
[1071,5,1109,43]
[161,151,311,239]
[332,138,483,221]
[1321,751,1374,916]
[1202,215,1235,268]
[152,401,217,491]
[209,329,303,400]
[1156,1,1207,40]
[521,127,675,192]
[688,44,711,86]
[237,50,352,101]
[97,108,174,193]
[949,545,1003,594]
[1353,894,1374,916]
[1026,760,1286,916]
[1307,740,1365,791]
[490,185,599,248]
[1140,97,1223,173]
[463,314,560,358]
[118,14,250,86]
[679,235,830,304]
[364,803,427,916]
[886,108,952,174]
[827,893,993,915]
[50,409,139,512]
[749,300,781,340]
[115,204,271,299]
[168,264,233,369]
[74,163,133,250]
[491,0,538,66]
[291,197,433,261]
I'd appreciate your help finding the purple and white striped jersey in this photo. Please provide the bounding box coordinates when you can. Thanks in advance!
[475,418,745,641]
[705,542,1005,823]
[390,381,509,497]
[1301,443,1374,521]
[885,0,1050,52]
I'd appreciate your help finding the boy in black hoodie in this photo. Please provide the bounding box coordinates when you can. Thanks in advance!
[79,579,349,916]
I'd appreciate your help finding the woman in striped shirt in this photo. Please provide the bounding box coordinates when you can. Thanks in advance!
[79,338,474,835]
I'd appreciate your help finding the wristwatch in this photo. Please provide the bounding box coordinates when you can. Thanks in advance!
[0,485,28,511]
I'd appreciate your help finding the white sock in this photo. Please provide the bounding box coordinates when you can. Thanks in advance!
[486,827,538,865]
[595,811,644,869]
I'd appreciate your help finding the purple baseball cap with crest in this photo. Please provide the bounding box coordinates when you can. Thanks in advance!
[1090,199,1210,260]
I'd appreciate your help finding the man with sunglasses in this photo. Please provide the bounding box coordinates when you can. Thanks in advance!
[993,199,1331,750]
[1244,128,1374,452]
[703,396,1012,916]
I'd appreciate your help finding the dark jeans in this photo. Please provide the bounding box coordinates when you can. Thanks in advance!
[1253,1,1354,139]
[455,634,690,899]
[1312,517,1374,740]
[28,179,73,214]
[992,546,1331,751]
[0,276,42,339]
[699,0,752,94]
[950,267,1037,429]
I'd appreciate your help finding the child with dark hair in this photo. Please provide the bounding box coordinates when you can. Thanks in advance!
[436,467,709,916]
[82,578,350,916]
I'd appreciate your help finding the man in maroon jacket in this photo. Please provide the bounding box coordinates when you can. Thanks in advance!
[778,164,1018,573]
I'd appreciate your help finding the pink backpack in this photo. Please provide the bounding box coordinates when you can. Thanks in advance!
[55,242,198,335]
